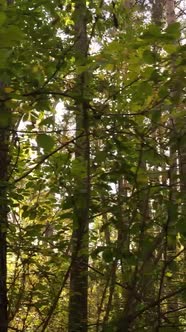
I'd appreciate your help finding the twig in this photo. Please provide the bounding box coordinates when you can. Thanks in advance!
[13,132,84,184]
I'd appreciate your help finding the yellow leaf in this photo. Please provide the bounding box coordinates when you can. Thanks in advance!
[4,87,14,94]
[32,65,39,73]
[165,271,173,278]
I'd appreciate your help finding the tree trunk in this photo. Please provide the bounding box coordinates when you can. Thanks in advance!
[152,0,165,24]
[68,1,90,332]
[0,126,9,332]
[0,1,13,330]
[164,0,180,329]
[115,177,134,331]
[165,0,176,24]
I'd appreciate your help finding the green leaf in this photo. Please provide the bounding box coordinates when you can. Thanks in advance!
[102,247,114,263]
[0,109,11,128]
[142,67,154,79]
[143,50,155,64]
[0,26,24,47]
[25,224,44,237]
[142,149,162,165]
[163,43,178,54]
[6,25,24,41]
[0,11,6,26]
[151,109,161,123]
[142,24,162,41]
[0,49,10,68]
[176,217,186,236]
[39,116,54,126]
[95,150,107,162]
[36,134,55,152]
[165,22,180,39]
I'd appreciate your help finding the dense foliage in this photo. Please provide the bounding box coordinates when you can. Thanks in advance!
[0,0,185,331]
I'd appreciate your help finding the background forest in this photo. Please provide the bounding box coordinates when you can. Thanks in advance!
[0,0,186,331]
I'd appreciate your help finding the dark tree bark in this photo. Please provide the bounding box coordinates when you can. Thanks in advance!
[164,1,181,329]
[0,125,9,332]
[68,1,90,331]
[0,2,14,330]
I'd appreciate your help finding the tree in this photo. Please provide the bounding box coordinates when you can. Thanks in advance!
[68,0,90,331]
[0,0,185,331]
[0,104,9,332]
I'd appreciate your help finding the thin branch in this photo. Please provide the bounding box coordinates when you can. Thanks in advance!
[37,264,71,332]
[132,286,186,322]
[12,132,84,184]
[22,89,73,99]
[8,327,21,332]
[88,0,104,47]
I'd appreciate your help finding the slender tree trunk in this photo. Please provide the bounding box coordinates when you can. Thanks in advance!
[116,177,133,332]
[165,0,176,24]
[151,2,165,329]
[165,0,180,328]
[0,1,13,330]
[152,0,165,24]
[178,116,186,290]
[0,126,9,332]
[68,1,90,331]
